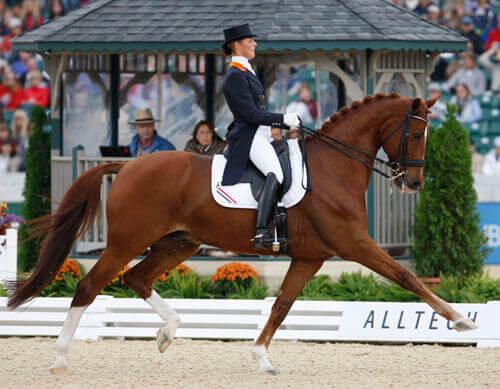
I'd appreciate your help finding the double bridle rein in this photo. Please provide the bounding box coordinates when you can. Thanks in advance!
[300,106,428,181]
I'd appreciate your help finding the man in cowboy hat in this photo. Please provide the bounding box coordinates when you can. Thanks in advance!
[221,23,300,249]
[128,108,175,157]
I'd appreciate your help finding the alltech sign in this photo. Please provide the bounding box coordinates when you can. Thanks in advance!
[337,301,500,347]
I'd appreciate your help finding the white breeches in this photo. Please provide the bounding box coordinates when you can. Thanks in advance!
[249,126,284,184]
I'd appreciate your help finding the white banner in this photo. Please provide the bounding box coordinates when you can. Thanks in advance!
[337,301,500,346]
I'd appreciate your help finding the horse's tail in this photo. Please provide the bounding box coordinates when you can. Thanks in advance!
[7,162,125,309]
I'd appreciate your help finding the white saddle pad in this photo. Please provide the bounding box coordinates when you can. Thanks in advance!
[211,139,308,209]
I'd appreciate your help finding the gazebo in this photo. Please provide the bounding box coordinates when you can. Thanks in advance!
[13,0,466,254]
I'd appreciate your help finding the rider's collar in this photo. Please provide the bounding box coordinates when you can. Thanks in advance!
[231,56,255,75]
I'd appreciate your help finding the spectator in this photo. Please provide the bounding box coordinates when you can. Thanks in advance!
[479,43,500,91]
[128,108,175,157]
[48,0,66,20]
[484,15,500,50]
[472,0,496,38]
[183,120,226,156]
[470,139,484,174]
[460,15,483,54]
[413,0,432,15]
[298,83,317,120]
[426,4,445,24]
[11,109,29,170]
[450,83,482,124]
[23,0,44,32]
[25,70,49,106]
[427,82,447,123]
[442,52,486,96]
[271,127,282,142]
[0,142,15,172]
[482,136,500,175]
[0,72,26,111]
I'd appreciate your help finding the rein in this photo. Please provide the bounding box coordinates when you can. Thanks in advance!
[300,108,428,180]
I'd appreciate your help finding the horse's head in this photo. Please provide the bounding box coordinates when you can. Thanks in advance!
[379,97,437,194]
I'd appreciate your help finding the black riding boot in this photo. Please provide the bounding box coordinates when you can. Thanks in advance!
[253,173,280,249]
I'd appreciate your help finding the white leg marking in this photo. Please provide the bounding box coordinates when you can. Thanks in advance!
[251,345,278,374]
[452,316,479,332]
[146,291,180,353]
[49,305,88,374]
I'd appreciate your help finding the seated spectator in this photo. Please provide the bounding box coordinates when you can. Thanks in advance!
[479,43,500,91]
[11,109,30,170]
[426,4,445,25]
[482,136,500,175]
[128,108,175,157]
[450,83,482,124]
[25,70,49,107]
[184,120,226,156]
[23,0,44,32]
[412,0,432,16]
[0,72,26,111]
[472,0,496,38]
[442,52,486,96]
[271,127,282,142]
[470,139,484,174]
[485,15,500,50]
[427,82,447,123]
[0,142,15,172]
[459,16,483,55]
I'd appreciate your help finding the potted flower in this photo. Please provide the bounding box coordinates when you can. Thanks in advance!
[0,203,23,235]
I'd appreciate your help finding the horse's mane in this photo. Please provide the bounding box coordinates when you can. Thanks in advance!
[316,92,402,134]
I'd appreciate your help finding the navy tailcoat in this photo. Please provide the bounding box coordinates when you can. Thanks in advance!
[221,64,284,185]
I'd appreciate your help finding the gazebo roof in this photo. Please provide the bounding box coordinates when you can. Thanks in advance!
[13,0,467,53]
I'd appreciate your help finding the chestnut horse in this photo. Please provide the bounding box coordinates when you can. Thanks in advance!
[8,93,477,374]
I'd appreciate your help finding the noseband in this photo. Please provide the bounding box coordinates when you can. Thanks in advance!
[300,105,428,181]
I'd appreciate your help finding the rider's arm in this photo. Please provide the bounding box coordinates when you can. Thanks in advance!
[223,71,283,127]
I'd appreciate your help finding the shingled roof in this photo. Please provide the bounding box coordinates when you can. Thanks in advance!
[13,0,467,53]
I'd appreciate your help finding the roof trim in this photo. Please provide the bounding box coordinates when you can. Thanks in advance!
[13,39,467,53]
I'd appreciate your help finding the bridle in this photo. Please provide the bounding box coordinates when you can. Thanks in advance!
[300,104,428,181]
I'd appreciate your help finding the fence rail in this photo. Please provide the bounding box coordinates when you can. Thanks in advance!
[51,150,417,254]
[0,297,498,346]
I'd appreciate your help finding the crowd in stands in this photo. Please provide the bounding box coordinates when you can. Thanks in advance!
[0,0,89,173]
[392,0,500,174]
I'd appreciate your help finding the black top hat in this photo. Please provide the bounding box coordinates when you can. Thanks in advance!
[222,24,256,55]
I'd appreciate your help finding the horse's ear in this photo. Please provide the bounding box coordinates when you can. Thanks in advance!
[426,96,439,108]
[410,98,422,113]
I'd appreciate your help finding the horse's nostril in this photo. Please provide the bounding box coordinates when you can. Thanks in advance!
[413,182,421,190]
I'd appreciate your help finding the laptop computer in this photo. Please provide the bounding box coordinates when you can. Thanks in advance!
[99,146,131,157]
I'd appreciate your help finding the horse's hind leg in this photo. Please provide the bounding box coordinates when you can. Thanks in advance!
[50,247,133,374]
[252,258,323,374]
[345,237,477,331]
[123,232,200,353]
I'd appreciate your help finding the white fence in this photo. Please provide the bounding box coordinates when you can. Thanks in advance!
[0,228,17,284]
[0,296,498,347]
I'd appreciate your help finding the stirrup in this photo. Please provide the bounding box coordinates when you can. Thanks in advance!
[251,229,274,250]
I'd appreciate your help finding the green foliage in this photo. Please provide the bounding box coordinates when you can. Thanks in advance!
[39,273,79,297]
[411,107,489,277]
[154,272,212,299]
[18,107,51,272]
[101,284,138,298]
[0,284,7,297]
[224,279,268,300]
[435,274,500,303]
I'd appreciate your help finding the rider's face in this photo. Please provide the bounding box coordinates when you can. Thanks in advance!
[234,37,257,60]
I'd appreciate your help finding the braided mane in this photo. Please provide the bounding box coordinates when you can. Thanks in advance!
[317,92,402,133]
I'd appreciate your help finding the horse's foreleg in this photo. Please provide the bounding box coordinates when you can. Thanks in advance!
[123,233,200,353]
[252,258,323,374]
[50,247,133,374]
[344,237,477,331]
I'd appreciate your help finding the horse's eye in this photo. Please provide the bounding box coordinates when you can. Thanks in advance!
[412,134,421,141]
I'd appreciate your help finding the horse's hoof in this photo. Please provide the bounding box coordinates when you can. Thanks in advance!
[251,345,277,375]
[49,357,69,375]
[453,317,479,332]
[156,319,180,353]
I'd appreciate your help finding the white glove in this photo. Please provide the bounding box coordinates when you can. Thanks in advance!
[284,113,301,128]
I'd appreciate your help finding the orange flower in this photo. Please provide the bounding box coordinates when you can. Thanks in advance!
[211,262,259,283]
[55,259,81,281]
[156,263,192,282]
[111,265,129,285]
